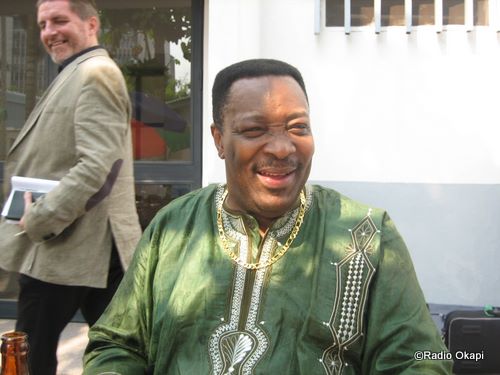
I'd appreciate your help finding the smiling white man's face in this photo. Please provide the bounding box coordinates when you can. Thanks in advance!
[37,0,98,64]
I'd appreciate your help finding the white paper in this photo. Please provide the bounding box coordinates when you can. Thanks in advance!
[1,176,59,220]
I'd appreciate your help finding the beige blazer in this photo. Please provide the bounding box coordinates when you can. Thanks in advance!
[0,49,142,288]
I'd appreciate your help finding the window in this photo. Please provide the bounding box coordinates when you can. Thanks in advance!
[413,0,435,26]
[325,0,344,26]
[474,0,489,25]
[382,0,405,27]
[326,0,375,27]
[443,0,464,25]
[0,0,203,304]
[352,0,375,26]
[100,5,194,162]
[325,0,491,29]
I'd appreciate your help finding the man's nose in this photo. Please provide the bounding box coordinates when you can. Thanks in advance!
[42,22,57,36]
[263,132,296,159]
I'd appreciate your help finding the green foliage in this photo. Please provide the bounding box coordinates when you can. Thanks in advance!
[99,7,192,62]
[165,79,190,102]
[98,6,192,102]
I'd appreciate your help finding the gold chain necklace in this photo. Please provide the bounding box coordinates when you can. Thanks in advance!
[216,188,306,270]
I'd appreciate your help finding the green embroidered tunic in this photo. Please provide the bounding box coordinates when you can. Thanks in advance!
[83,184,452,374]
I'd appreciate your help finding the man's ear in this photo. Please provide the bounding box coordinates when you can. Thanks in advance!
[87,16,100,38]
[211,123,224,159]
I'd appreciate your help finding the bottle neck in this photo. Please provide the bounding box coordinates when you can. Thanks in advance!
[1,331,30,375]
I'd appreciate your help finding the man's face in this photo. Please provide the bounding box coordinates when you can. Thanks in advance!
[37,0,98,64]
[212,75,314,228]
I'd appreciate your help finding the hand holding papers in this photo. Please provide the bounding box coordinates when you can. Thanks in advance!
[1,176,59,223]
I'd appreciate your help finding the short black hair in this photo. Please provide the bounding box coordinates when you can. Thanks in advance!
[212,59,308,130]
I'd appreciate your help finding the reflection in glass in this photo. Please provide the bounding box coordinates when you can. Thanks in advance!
[1,13,53,305]
[326,0,490,28]
[352,0,375,26]
[0,171,17,300]
[474,0,489,25]
[1,4,193,163]
[325,0,374,27]
[0,13,52,162]
[443,0,465,25]
[412,0,435,26]
[100,5,193,162]
[135,183,191,230]
[382,0,405,27]
[0,1,196,301]
[325,0,344,27]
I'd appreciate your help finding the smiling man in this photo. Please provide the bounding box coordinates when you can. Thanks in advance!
[0,1,141,374]
[211,74,314,231]
[38,0,99,64]
[83,59,452,374]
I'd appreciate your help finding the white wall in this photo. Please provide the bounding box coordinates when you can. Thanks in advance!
[203,0,500,306]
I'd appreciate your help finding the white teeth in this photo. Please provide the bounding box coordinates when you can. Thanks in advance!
[260,171,289,177]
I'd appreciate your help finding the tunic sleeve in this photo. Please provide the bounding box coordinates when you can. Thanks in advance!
[83,224,158,374]
[360,213,453,374]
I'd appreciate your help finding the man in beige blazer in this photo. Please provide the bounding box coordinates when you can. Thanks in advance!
[0,0,141,373]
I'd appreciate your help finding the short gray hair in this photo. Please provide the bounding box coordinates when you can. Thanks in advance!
[36,0,99,21]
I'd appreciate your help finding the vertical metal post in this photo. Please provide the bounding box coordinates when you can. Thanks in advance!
[375,0,382,33]
[406,0,413,33]
[0,17,6,160]
[465,0,474,31]
[435,0,443,32]
[345,0,351,34]
[315,0,322,34]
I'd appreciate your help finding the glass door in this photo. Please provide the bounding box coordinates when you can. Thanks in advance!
[0,0,203,309]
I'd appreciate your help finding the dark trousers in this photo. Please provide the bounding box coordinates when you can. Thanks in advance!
[15,244,123,375]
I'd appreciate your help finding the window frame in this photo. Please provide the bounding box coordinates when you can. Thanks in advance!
[324,0,498,33]
[0,0,204,316]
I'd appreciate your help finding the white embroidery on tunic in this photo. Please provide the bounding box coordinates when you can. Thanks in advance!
[321,213,379,375]
[209,185,313,375]
[222,333,254,373]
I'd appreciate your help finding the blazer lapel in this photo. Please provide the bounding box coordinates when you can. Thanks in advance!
[8,66,74,155]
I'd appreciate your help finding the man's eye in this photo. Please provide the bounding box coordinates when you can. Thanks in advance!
[53,17,68,25]
[288,124,309,135]
[241,128,266,137]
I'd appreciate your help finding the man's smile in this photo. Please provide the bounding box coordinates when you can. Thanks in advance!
[49,39,67,49]
[258,168,295,177]
[257,168,297,188]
